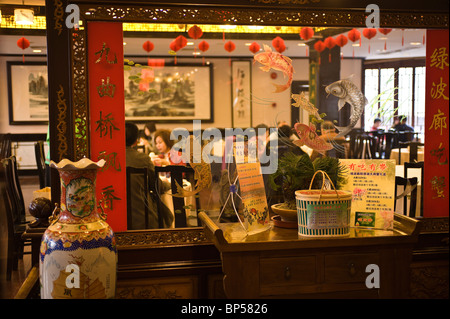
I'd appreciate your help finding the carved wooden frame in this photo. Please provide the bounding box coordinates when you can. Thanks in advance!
[45,0,449,247]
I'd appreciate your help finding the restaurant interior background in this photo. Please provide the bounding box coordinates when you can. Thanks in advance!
[0,0,448,300]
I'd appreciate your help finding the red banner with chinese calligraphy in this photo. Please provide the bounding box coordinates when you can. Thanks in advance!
[424,29,449,217]
[88,22,127,231]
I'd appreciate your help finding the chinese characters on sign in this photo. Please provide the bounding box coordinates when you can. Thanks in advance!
[424,30,449,217]
[340,159,395,229]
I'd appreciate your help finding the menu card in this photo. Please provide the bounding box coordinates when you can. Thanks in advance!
[234,141,270,234]
[339,159,396,230]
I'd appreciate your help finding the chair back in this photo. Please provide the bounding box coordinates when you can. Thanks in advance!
[350,133,373,159]
[394,176,418,218]
[404,161,424,217]
[0,133,12,160]
[34,141,46,189]
[2,156,26,225]
[155,165,200,228]
[126,166,151,229]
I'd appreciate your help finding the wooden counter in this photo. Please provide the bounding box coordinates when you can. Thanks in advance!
[199,212,420,299]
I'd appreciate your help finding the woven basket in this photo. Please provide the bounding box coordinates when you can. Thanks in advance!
[295,170,352,237]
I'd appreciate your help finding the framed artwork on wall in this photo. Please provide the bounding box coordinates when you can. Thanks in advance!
[123,62,213,123]
[231,60,252,128]
[7,61,49,125]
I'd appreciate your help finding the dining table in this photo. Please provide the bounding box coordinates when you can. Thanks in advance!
[390,145,424,165]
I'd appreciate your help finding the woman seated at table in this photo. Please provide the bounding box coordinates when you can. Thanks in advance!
[151,129,185,166]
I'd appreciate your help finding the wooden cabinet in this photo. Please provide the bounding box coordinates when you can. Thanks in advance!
[199,212,420,299]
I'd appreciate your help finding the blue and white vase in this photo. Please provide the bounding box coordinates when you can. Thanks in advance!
[40,158,117,299]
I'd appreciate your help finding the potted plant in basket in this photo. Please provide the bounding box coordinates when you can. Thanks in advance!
[268,152,347,224]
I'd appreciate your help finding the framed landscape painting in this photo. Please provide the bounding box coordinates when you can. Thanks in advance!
[123,62,213,123]
[7,61,49,125]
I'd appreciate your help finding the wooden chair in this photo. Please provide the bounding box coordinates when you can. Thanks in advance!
[126,167,150,229]
[34,141,46,189]
[383,131,398,160]
[394,176,418,218]
[1,156,31,274]
[155,165,200,228]
[0,133,12,160]
[404,161,424,217]
[351,134,374,159]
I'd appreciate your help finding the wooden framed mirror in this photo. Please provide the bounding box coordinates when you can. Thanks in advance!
[43,0,449,247]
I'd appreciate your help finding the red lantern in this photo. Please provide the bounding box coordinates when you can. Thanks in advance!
[224,41,235,53]
[17,37,30,63]
[378,28,392,50]
[299,27,314,41]
[248,42,260,54]
[188,25,203,39]
[314,40,325,65]
[169,40,181,64]
[348,28,361,58]
[142,40,154,53]
[324,37,336,63]
[272,36,285,52]
[175,35,188,49]
[335,35,348,59]
[198,40,209,65]
[275,42,286,54]
[363,28,377,53]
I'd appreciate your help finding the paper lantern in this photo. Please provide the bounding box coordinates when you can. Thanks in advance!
[169,40,181,64]
[198,40,209,65]
[224,41,236,53]
[188,25,203,39]
[363,28,377,53]
[272,36,285,52]
[275,42,286,54]
[348,28,361,58]
[17,37,30,63]
[378,28,392,50]
[324,37,336,63]
[299,27,314,41]
[313,40,325,65]
[175,35,188,49]
[142,40,154,53]
[335,35,348,59]
[248,42,260,54]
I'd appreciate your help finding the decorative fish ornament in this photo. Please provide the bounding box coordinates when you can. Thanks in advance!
[254,44,294,93]
[171,136,212,198]
[291,91,322,121]
[325,79,368,138]
[293,123,334,156]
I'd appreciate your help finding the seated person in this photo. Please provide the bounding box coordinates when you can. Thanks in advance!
[151,129,185,166]
[139,121,157,154]
[371,118,382,132]
[394,116,414,144]
[126,122,173,229]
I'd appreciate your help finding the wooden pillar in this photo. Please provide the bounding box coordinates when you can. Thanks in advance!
[45,0,75,205]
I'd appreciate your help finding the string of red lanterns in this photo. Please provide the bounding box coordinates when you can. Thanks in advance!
[17,37,30,63]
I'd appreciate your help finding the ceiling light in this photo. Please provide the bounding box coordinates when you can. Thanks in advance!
[14,8,34,25]
[410,42,422,46]
[297,43,306,46]
[352,43,361,47]
[187,42,194,46]
[248,26,264,30]
[32,49,42,53]
[220,25,237,30]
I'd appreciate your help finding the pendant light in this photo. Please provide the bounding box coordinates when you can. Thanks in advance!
[15,1,34,25]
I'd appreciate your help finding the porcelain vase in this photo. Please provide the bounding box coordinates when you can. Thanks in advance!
[40,158,117,299]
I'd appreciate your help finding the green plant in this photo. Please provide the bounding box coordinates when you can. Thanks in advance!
[269,153,347,209]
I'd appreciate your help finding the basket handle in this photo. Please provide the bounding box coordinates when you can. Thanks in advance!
[309,170,340,201]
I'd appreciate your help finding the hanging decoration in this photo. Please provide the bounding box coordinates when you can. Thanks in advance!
[175,35,188,49]
[188,25,203,40]
[313,40,325,65]
[324,36,336,63]
[17,37,30,63]
[224,40,236,65]
[248,42,260,54]
[272,36,286,53]
[348,28,361,58]
[299,27,314,56]
[169,40,181,64]
[198,40,209,65]
[335,34,348,59]
[401,29,405,46]
[142,40,154,54]
[362,28,377,53]
[378,28,392,50]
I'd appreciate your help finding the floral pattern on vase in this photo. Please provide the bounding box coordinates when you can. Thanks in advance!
[40,158,117,299]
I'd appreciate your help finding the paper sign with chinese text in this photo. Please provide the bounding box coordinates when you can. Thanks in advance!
[340,159,395,230]
[234,141,270,234]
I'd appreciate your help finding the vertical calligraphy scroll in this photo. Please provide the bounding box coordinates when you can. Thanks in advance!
[424,29,449,217]
[88,22,127,231]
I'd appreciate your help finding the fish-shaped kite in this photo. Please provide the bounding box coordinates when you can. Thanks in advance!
[325,79,368,138]
[291,91,322,122]
[293,123,334,156]
[171,136,212,198]
[254,44,294,93]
